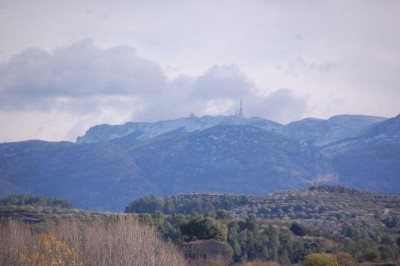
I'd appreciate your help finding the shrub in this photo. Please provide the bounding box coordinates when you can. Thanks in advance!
[290,222,306,236]
[335,252,357,266]
[362,249,379,262]
[303,253,339,266]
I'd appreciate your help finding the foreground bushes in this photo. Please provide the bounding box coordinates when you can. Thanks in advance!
[0,215,187,266]
[303,252,359,266]
[303,253,339,266]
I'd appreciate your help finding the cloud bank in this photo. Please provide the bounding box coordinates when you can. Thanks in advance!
[0,40,308,141]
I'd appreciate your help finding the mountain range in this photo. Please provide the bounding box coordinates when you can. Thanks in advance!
[1,113,399,210]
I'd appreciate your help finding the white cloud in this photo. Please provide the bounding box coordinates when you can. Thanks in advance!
[0,40,166,111]
[192,65,255,100]
[0,40,310,141]
[246,89,308,124]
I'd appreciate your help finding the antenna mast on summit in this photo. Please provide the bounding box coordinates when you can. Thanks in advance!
[238,99,243,117]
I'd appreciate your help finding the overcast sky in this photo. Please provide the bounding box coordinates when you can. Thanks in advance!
[0,0,399,142]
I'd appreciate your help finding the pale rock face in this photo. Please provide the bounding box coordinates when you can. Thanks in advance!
[76,115,282,144]
[282,115,386,147]
[77,114,387,146]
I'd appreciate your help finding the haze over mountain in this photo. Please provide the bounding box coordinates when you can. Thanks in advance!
[0,113,398,210]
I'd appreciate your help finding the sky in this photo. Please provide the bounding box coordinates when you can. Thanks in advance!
[0,0,399,142]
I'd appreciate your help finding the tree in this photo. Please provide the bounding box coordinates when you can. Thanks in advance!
[381,234,394,245]
[180,217,227,242]
[246,215,258,231]
[290,222,306,236]
[362,249,379,262]
[303,253,339,266]
[125,194,163,213]
[19,233,81,266]
[335,252,357,266]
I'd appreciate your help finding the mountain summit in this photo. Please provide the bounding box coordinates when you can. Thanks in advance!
[77,114,282,144]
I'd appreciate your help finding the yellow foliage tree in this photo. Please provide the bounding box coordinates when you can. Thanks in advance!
[19,233,81,266]
[303,253,339,266]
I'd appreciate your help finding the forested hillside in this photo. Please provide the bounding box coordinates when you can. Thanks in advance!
[0,194,72,208]
[126,186,400,264]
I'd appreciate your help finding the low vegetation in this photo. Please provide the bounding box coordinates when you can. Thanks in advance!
[303,253,339,266]
[0,215,186,266]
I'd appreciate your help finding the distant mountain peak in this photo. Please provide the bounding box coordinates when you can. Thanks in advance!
[77,114,391,146]
[76,115,282,144]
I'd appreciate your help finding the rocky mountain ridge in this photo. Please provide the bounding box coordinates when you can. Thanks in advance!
[0,114,399,210]
[77,115,282,145]
[77,114,386,147]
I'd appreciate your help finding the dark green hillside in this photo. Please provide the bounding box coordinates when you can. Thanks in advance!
[126,186,400,264]
[126,185,400,219]
[0,194,72,208]
[126,186,400,242]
